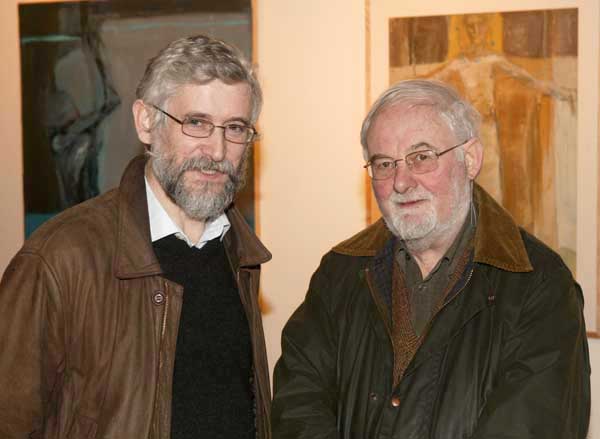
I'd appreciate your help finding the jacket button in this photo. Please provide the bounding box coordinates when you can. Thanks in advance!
[391,396,401,407]
[152,291,165,305]
[369,392,378,401]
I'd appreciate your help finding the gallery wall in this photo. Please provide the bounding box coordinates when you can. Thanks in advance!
[0,0,598,436]
[255,0,367,392]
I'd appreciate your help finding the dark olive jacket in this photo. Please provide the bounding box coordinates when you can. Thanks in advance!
[272,186,590,439]
[0,155,272,439]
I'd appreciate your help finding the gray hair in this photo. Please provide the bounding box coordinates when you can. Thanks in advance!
[136,34,262,127]
[360,79,481,159]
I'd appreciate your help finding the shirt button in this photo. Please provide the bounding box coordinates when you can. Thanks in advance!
[152,291,165,305]
[391,396,401,407]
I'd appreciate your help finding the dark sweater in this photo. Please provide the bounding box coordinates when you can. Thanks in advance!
[153,235,255,439]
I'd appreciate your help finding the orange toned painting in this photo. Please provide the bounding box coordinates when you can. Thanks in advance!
[370,9,577,274]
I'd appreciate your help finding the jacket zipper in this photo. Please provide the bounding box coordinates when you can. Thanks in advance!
[161,287,169,341]
[365,265,475,390]
[152,282,170,435]
[423,266,475,336]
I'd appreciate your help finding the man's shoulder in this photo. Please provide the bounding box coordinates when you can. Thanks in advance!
[331,219,392,258]
[482,227,579,320]
[519,228,575,281]
[22,188,120,257]
[308,221,393,286]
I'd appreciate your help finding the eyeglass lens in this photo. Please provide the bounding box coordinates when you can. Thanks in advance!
[182,119,253,143]
[370,151,438,179]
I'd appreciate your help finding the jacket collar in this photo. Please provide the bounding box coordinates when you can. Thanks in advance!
[332,184,532,273]
[222,206,272,271]
[471,184,532,272]
[115,155,271,279]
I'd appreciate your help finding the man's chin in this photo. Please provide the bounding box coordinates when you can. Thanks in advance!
[182,179,233,201]
[177,194,232,222]
[385,213,436,241]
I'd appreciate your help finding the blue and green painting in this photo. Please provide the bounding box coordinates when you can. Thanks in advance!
[19,0,254,236]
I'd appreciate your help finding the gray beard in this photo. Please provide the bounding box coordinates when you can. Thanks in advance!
[382,179,471,251]
[383,191,436,241]
[151,151,248,222]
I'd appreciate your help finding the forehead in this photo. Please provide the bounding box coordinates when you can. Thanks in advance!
[166,79,252,119]
[367,103,456,155]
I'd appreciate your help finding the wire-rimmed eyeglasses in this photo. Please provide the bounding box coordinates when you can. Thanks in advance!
[152,105,259,144]
[364,138,470,180]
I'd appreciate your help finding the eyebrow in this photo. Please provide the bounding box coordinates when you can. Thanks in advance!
[368,153,394,161]
[183,113,251,126]
[407,141,435,152]
[368,142,439,161]
[226,117,252,126]
[183,112,210,120]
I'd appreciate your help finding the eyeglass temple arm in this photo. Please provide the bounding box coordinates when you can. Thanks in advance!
[436,138,471,157]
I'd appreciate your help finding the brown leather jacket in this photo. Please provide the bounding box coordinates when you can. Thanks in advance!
[0,155,272,439]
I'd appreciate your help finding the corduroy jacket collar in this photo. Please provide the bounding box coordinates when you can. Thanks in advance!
[332,184,533,273]
[115,155,271,279]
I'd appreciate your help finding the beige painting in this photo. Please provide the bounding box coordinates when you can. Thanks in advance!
[369,9,578,274]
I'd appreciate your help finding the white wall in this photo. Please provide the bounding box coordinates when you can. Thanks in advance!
[0,0,25,267]
[1,0,598,436]
[255,0,366,382]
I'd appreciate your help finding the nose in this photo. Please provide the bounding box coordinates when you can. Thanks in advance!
[392,161,418,194]
[199,128,227,162]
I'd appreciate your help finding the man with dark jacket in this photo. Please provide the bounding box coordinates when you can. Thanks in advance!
[272,79,590,438]
[0,35,271,438]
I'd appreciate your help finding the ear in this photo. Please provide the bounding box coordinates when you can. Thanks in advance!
[463,138,483,180]
[132,99,153,145]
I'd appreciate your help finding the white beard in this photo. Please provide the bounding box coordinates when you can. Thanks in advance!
[382,188,436,240]
[380,177,471,249]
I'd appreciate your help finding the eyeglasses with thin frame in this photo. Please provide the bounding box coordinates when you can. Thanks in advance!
[364,138,471,180]
[152,105,259,144]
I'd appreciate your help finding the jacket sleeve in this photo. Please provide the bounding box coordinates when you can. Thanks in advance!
[0,251,66,438]
[470,265,591,439]
[272,256,339,439]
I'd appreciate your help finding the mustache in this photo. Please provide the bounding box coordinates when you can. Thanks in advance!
[388,189,433,203]
[178,156,240,184]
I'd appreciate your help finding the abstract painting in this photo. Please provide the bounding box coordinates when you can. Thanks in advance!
[368,9,578,275]
[19,0,255,236]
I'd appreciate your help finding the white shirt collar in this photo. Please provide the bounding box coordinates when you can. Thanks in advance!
[145,176,231,249]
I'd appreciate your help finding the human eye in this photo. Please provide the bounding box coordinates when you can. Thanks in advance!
[409,151,435,163]
[225,123,248,135]
[186,117,210,128]
[372,158,394,170]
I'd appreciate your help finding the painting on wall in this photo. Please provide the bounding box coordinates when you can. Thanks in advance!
[368,9,578,274]
[19,0,255,236]
[366,1,600,335]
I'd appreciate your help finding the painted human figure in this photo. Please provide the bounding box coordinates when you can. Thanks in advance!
[46,32,120,208]
[423,13,576,256]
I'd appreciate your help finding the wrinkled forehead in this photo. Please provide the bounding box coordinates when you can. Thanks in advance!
[168,78,251,100]
[165,80,252,116]
[367,102,457,151]
[398,102,449,125]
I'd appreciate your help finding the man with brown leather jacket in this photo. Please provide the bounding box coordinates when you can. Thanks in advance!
[0,35,271,438]
[272,79,590,438]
